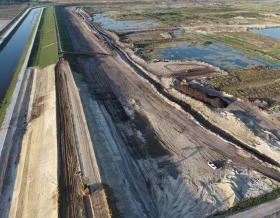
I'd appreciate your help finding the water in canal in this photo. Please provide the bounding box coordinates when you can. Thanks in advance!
[157,41,280,70]
[0,8,41,101]
[93,13,158,31]
[250,28,280,40]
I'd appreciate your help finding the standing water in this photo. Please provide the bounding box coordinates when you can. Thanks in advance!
[93,13,158,31]
[0,8,41,101]
[157,41,280,70]
[250,28,280,40]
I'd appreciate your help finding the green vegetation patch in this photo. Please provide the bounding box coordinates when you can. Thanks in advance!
[30,7,58,68]
[207,67,280,99]
[206,67,280,112]
[214,188,280,217]
[203,33,280,63]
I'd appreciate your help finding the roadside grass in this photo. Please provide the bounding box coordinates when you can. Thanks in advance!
[0,13,39,126]
[213,187,280,217]
[30,7,58,68]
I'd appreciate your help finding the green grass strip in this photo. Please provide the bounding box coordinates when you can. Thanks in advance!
[31,7,58,68]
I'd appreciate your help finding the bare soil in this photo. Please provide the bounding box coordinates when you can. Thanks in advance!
[9,65,58,218]
[59,7,280,216]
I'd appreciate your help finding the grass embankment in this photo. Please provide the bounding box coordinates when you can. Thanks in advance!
[30,7,58,68]
[0,10,40,126]
[214,187,280,217]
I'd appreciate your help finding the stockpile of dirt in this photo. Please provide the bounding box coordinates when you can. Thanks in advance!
[175,83,228,108]
[56,63,84,217]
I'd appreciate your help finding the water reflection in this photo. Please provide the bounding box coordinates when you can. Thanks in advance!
[0,8,41,101]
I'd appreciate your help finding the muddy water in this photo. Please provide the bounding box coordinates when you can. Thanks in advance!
[157,42,280,70]
[250,28,280,40]
[0,8,41,101]
[93,13,158,31]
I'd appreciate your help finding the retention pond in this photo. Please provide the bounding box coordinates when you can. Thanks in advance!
[156,41,280,70]
[93,13,158,31]
[0,8,41,101]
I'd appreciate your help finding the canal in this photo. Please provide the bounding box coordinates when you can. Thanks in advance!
[0,8,41,101]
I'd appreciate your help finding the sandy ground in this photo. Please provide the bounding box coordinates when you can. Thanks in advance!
[9,65,58,218]
[146,60,223,79]
[168,88,280,163]
[63,7,280,216]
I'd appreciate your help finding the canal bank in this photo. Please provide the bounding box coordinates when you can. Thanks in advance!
[0,7,31,45]
[0,8,42,104]
[0,7,44,185]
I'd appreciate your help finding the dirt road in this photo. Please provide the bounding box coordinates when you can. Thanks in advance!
[59,6,280,217]
[9,65,58,218]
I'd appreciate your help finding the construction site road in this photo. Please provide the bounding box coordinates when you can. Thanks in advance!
[60,6,280,216]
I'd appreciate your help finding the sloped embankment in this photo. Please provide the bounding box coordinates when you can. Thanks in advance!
[9,65,58,218]
[56,59,111,217]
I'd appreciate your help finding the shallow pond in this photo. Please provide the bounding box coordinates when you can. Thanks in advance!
[250,28,280,40]
[0,8,41,101]
[157,42,280,70]
[93,13,158,31]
